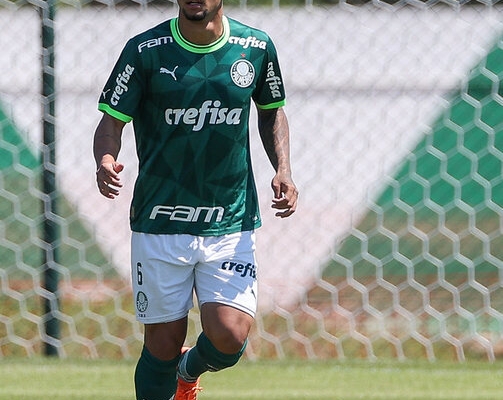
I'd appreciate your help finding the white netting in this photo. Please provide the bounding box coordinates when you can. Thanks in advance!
[1,0,503,361]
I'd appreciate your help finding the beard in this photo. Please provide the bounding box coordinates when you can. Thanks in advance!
[182,8,208,21]
[181,0,222,22]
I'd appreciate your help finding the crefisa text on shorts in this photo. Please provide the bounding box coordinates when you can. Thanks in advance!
[220,261,256,279]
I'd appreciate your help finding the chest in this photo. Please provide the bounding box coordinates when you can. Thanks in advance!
[146,46,261,104]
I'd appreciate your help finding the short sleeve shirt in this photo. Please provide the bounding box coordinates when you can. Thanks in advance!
[98,16,286,236]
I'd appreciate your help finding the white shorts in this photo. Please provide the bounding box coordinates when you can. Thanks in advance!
[131,231,258,324]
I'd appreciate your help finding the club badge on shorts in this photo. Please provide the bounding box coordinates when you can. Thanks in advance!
[136,291,149,313]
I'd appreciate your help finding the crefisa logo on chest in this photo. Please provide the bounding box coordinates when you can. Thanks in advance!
[230,59,255,88]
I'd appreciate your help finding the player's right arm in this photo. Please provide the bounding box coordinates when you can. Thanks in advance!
[93,113,126,199]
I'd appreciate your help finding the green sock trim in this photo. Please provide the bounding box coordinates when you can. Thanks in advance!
[183,332,247,378]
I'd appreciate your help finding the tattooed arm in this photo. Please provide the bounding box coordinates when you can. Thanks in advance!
[257,107,298,218]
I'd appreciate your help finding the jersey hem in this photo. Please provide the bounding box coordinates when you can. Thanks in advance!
[131,221,262,237]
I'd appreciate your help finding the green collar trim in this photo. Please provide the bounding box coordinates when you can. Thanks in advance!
[171,16,230,54]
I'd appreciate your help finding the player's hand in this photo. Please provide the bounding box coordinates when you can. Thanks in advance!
[96,161,124,199]
[271,174,298,218]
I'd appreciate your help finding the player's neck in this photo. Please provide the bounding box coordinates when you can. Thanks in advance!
[177,12,225,46]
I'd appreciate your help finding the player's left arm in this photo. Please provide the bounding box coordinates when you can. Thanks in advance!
[257,106,298,218]
[93,113,126,199]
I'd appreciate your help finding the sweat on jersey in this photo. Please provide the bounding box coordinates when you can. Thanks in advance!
[98,16,286,236]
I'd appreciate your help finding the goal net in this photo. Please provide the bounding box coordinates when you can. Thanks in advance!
[1,0,503,361]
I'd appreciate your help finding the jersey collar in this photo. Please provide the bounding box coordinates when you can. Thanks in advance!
[171,16,230,54]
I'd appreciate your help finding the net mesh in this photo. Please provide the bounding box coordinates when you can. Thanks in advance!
[1,0,503,361]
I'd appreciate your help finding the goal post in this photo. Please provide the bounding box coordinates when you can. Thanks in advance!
[40,0,61,357]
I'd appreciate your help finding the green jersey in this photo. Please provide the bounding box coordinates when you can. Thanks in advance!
[98,16,286,236]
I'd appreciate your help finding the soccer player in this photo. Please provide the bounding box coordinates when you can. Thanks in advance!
[93,0,298,398]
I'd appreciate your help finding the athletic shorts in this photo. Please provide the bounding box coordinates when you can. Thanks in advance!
[130,231,258,324]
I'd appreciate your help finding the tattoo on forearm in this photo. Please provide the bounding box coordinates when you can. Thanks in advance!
[259,108,290,172]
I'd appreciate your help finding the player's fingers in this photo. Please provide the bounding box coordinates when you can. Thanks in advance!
[284,185,299,206]
[272,185,298,206]
[96,164,123,187]
[274,204,295,218]
[98,182,120,199]
[271,181,282,200]
[271,190,298,218]
[113,162,124,174]
[96,164,123,198]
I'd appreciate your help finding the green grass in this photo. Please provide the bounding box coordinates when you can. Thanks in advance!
[1,358,503,399]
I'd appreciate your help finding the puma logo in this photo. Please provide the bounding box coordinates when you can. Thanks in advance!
[160,66,178,81]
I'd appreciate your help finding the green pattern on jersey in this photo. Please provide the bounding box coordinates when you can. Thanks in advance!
[98,17,286,235]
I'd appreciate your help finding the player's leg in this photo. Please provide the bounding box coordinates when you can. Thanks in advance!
[201,302,253,354]
[144,319,188,359]
[178,303,252,382]
[177,231,257,384]
[131,232,196,400]
[135,318,188,400]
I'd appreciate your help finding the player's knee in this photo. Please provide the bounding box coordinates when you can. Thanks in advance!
[197,332,247,371]
[144,320,187,360]
[207,327,248,354]
[201,306,253,354]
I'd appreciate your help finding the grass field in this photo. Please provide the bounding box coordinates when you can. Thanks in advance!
[1,358,503,399]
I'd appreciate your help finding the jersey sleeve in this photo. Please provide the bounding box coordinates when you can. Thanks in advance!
[97,39,144,123]
[253,37,286,110]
